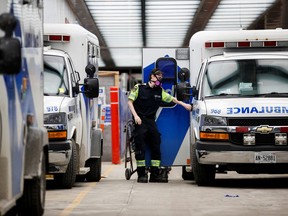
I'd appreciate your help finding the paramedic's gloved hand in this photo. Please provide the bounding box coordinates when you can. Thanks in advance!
[171,97,192,111]
[183,103,192,111]
[134,115,142,125]
[176,100,192,111]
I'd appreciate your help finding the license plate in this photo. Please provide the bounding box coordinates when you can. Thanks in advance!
[254,152,276,163]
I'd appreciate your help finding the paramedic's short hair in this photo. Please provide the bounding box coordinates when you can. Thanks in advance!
[150,68,163,79]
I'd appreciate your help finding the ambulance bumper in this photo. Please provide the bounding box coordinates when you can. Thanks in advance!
[48,140,72,173]
[196,142,288,164]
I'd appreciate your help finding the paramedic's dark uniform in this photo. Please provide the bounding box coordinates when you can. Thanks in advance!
[128,83,173,175]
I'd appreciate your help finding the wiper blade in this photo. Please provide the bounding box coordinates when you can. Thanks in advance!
[253,92,288,97]
[205,93,241,98]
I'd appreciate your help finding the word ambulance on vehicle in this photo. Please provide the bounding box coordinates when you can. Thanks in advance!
[0,1,48,215]
[180,29,288,186]
[43,24,103,188]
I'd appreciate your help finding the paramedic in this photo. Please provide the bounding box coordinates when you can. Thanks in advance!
[128,68,192,183]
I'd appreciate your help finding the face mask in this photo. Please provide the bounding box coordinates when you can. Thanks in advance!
[152,74,162,87]
[151,79,162,87]
[154,80,161,87]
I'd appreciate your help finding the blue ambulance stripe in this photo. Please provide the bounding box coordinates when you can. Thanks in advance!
[4,74,22,196]
[143,61,190,166]
[6,5,22,197]
[6,5,37,196]
[156,106,190,166]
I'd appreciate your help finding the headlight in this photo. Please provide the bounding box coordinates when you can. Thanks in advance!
[44,112,67,124]
[201,115,227,126]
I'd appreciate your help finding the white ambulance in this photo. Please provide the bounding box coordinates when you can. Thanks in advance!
[181,29,288,186]
[43,24,103,188]
[0,1,48,215]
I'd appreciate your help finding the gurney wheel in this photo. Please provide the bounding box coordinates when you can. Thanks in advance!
[125,168,132,180]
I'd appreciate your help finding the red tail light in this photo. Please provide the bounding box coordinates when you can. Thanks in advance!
[46,35,70,42]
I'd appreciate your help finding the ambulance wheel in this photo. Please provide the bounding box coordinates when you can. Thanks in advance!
[192,144,215,186]
[125,168,132,180]
[17,153,46,215]
[182,166,194,180]
[55,139,77,188]
[86,157,102,182]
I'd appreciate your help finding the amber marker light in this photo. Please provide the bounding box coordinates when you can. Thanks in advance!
[48,131,67,139]
[200,132,229,140]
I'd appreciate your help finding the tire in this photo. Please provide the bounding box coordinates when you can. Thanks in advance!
[182,166,194,180]
[192,143,215,186]
[125,168,132,180]
[54,139,77,189]
[18,153,46,216]
[86,157,102,182]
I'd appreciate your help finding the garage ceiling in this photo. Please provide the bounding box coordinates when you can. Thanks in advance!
[66,0,287,72]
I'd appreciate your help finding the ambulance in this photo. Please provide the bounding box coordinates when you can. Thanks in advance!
[43,24,103,188]
[0,0,48,215]
[143,29,288,186]
[183,29,288,186]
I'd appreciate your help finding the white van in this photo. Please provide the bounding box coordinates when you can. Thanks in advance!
[0,1,48,215]
[43,24,103,188]
[183,29,288,185]
[142,29,288,186]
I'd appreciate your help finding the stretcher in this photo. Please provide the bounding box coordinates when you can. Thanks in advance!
[124,119,137,180]
[124,119,172,181]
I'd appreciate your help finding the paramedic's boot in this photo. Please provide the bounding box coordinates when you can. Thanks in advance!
[137,167,148,183]
[149,167,168,183]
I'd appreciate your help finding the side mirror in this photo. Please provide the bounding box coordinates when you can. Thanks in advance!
[191,86,197,97]
[72,83,80,95]
[83,77,99,98]
[176,82,191,101]
[0,13,21,75]
[71,72,80,95]
[74,71,80,82]
[85,64,96,78]
[178,67,190,82]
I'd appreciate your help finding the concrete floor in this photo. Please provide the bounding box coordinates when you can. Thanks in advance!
[44,162,288,216]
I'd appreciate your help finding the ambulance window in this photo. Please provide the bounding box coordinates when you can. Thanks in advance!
[256,59,288,94]
[203,60,239,97]
[67,58,78,89]
[67,58,74,73]
[195,62,205,99]
[87,43,97,66]
[155,57,177,107]
[202,58,288,97]
[43,55,69,96]
[196,63,204,90]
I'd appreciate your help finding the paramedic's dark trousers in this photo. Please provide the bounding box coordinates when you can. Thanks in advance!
[134,118,161,177]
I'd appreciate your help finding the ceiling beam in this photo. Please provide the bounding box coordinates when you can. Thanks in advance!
[281,0,288,28]
[141,0,146,47]
[65,0,115,67]
[248,0,281,29]
[182,0,221,46]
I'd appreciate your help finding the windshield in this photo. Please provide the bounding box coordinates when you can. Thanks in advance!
[43,55,69,96]
[202,59,288,97]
